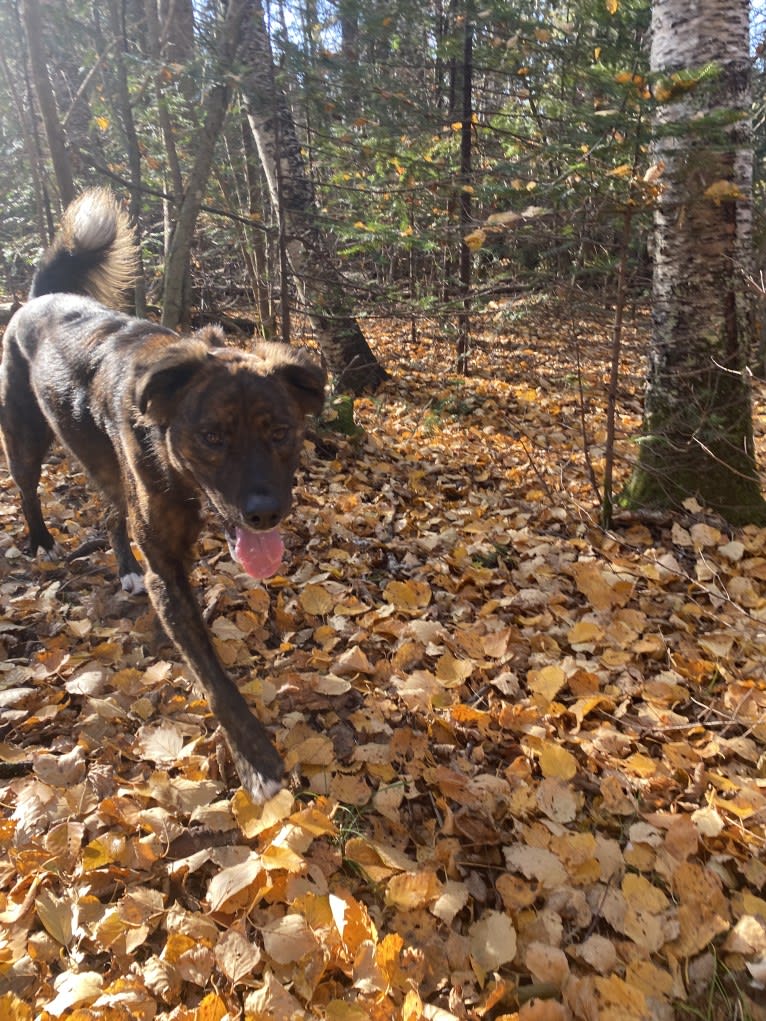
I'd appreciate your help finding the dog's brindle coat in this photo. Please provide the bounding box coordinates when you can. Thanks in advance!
[0,190,326,802]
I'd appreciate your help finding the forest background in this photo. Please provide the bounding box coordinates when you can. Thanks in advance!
[2,1,766,1020]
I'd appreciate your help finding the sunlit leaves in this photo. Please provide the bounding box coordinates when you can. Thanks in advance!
[1,319,765,1020]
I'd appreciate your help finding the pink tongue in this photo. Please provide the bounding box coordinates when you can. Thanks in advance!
[234,527,284,579]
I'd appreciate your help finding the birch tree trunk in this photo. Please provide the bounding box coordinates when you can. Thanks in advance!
[238,0,388,395]
[623,0,766,523]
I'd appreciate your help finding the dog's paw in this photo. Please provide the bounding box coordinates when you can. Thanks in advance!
[37,542,65,563]
[242,771,284,805]
[120,572,146,595]
[226,732,285,805]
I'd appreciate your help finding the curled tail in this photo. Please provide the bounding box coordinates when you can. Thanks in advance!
[30,188,138,308]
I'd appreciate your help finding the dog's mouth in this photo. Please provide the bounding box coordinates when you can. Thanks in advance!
[225,524,285,579]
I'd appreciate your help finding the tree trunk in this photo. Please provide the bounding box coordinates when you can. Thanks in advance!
[238,0,387,394]
[622,0,766,524]
[456,8,473,375]
[99,0,147,315]
[20,0,75,208]
[161,0,244,328]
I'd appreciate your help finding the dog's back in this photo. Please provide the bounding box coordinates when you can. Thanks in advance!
[30,189,137,306]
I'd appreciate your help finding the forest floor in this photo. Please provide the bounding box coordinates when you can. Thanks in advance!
[1,300,765,1021]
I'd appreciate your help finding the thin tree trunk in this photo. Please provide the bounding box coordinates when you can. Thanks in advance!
[20,0,75,207]
[100,0,146,315]
[143,0,184,255]
[456,9,473,375]
[238,0,387,394]
[623,0,766,524]
[241,112,276,337]
[0,44,47,249]
[161,0,245,328]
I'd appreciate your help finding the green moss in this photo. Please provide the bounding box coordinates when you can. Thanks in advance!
[621,435,766,525]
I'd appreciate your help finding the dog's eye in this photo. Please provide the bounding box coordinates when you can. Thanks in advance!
[272,426,290,444]
[202,430,224,447]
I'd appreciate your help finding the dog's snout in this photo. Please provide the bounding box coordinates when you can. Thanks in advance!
[244,492,282,529]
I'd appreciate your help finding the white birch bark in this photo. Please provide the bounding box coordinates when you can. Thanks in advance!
[626,0,765,522]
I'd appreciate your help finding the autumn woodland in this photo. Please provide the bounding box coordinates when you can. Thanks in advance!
[1,0,766,1019]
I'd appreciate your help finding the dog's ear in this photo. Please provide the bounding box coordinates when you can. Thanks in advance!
[257,343,327,417]
[135,341,209,424]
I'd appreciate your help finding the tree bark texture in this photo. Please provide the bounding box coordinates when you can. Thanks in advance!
[20,0,75,209]
[238,0,387,394]
[101,0,146,315]
[160,0,245,328]
[624,0,766,523]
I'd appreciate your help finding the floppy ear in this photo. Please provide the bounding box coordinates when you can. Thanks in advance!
[257,343,327,417]
[135,340,209,424]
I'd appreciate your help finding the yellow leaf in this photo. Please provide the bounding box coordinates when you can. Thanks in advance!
[333,644,374,675]
[383,579,431,612]
[431,881,470,925]
[261,844,305,872]
[704,180,744,204]
[486,209,522,227]
[35,889,73,946]
[0,995,32,1021]
[82,837,120,871]
[463,228,486,251]
[567,620,604,647]
[524,942,569,988]
[385,869,442,909]
[571,561,629,611]
[300,583,334,615]
[206,854,263,912]
[232,786,294,838]
[195,992,229,1021]
[435,651,473,687]
[594,975,649,1020]
[402,988,424,1021]
[670,862,730,956]
[623,873,668,913]
[537,740,578,780]
[605,0,618,13]
[329,891,377,951]
[325,1003,371,1021]
[527,664,566,701]
[290,803,338,838]
[284,733,335,770]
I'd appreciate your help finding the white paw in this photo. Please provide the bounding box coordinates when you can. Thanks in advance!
[38,542,64,563]
[120,572,146,594]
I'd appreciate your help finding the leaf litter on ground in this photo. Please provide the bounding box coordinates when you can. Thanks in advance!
[0,303,765,1020]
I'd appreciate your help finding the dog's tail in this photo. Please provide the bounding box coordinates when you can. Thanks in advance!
[30,188,138,308]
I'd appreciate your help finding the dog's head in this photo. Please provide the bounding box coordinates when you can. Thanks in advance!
[135,336,326,577]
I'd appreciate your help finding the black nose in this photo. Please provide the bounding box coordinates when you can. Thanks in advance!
[244,492,283,529]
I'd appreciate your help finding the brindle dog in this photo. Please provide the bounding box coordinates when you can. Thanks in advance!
[0,190,326,802]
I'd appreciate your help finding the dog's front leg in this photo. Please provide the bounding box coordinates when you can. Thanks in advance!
[141,554,285,803]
